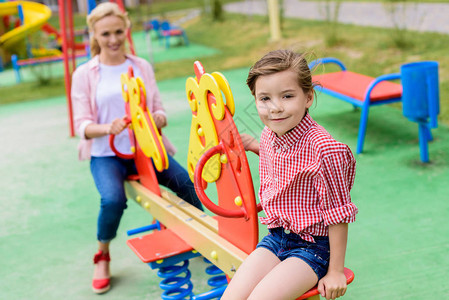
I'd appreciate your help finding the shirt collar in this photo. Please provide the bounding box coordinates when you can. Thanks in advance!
[269,113,315,149]
[88,54,132,71]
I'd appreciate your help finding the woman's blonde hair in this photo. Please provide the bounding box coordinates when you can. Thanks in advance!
[87,2,131,57]
[247,49,316,97]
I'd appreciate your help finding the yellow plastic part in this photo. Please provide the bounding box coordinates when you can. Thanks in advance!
[211,72,235,116]
[0,1,52,51]
[121,73,168,172]
[185,75,220,183]
[220,154,228,164]
[211,250,218,260]
[185,70,236,183]
[234,196,243,207]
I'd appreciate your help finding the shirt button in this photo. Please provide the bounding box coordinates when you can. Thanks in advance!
[276,148,281,153]
[283,145,288,149]
[284,228,291,234]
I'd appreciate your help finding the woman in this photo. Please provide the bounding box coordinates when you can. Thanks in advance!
[71,3,202,294]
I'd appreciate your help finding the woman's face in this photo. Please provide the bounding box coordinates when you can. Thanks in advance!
[93,15,127,60]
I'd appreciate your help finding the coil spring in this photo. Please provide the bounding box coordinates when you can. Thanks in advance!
[204,262,227,289]
[157,260,194,300]
[191,258,227,300]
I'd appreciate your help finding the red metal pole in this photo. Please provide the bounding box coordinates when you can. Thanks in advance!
[58,0,75,137]
[67,0,76,71]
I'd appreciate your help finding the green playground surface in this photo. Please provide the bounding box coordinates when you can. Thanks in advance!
[1,66,449,299]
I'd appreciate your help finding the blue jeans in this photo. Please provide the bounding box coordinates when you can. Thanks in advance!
[90,155,203,243]
[256,227,330,280]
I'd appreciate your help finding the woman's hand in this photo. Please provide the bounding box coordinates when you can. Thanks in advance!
[153,113,167,129]
[317,270,347,300]
[240,133,259,154]
[108,117,128,135]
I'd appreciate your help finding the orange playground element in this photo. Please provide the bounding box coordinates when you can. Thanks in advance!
[110,66,168,196]
[189,61,259,255]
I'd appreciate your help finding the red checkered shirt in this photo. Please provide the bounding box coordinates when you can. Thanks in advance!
[259,113,358,243]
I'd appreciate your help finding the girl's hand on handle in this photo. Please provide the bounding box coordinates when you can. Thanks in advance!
[108,116,128,135]
[240,133,259,155]
[317,270,347,300]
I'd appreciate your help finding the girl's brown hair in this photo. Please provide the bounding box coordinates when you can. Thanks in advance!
[247,50,315,96]
[87,2,131,57]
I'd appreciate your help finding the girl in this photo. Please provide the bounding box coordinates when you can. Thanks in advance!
[222,50,358,300]
[71,3,202,294]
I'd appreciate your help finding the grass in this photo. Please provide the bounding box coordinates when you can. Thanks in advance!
[2,1,449,125]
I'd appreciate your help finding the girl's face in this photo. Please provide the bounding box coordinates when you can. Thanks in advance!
[93,15,127,60]
[254,69,313,137]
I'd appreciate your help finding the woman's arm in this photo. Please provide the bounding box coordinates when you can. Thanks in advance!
[72,66,95,138]
[84,117,128,139]
[317,223,348,300]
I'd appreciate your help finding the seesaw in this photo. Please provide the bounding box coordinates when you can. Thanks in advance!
[111,63,354,299]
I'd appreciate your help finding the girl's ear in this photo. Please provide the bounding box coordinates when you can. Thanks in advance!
[306,90,314,108]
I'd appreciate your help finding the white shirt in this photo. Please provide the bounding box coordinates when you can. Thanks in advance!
[91,59,142,157]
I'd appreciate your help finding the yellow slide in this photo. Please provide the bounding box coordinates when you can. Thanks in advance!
[0,1,51,52]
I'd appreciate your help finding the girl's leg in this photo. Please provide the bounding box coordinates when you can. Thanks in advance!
[155,154,203,210]
[248,257,319,300]
[221,248,280,300]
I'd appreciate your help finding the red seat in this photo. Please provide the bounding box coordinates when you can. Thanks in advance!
[296,267,355,300]
[313,71,402,102]
[127,229,193,263]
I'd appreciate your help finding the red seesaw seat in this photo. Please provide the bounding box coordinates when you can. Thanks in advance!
[297,267,355,300]
[127,229,196,264]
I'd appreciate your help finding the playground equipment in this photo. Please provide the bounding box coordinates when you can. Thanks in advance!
[0,1,51,68]
[309,57,440,162]
[117,61,355,299]
[0,1,88,82]
[161,20,189,48]
[145,19,189,49]
[0,1,51,52]
[10,23,88,83]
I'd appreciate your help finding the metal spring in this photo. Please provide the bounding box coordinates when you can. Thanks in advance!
[204,263,227,289]
[158,260,194,300]
[191,258,228,300]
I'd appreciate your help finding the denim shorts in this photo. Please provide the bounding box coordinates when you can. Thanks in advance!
[256,227,330,280]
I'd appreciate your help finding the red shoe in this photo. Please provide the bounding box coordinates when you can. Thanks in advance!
[92,250,111,294]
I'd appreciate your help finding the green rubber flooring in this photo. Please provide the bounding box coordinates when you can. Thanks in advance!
[1,67,449,299]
